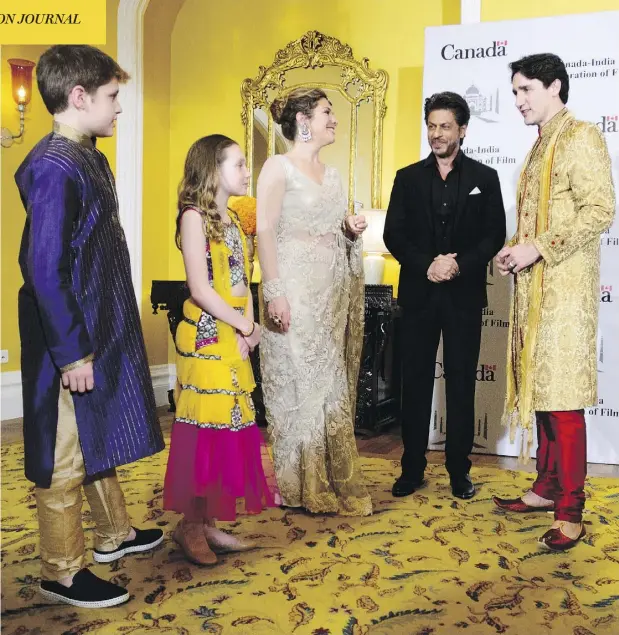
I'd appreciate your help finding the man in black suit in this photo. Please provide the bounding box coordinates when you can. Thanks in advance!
[384,92,506,499]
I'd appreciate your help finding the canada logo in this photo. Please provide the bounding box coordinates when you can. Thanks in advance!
[597,115,618,134]
[441,40,508,61]
[601,284,613,303]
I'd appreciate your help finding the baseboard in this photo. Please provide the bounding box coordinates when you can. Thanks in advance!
[1,364,177,427]
[0,371,23,421]
[168,363,177,389]
[150,364,172,409]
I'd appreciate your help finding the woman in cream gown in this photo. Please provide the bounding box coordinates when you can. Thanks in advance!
[257,88,372,516]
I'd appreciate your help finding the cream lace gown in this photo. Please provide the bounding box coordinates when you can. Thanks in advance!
[258,155,372,516]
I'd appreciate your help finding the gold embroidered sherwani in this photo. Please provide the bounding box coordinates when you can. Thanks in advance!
[506,109,615,437]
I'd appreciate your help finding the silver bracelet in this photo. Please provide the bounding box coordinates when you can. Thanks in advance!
[263,278,285,303]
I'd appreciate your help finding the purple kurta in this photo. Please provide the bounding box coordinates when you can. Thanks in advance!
[16,124,164,487]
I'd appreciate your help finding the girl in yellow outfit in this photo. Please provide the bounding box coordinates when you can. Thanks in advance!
[164,135,279,565]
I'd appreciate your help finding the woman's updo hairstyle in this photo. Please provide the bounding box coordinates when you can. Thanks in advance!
[270,87,328,141]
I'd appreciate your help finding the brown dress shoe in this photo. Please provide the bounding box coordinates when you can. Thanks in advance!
[173,521,217,565]
[539,524,585,551]
[493,496,554,513]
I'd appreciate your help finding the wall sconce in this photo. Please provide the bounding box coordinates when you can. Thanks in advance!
[362,209,390,285]
[1,58,36,148]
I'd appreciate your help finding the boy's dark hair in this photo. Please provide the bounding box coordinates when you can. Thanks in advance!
[37,45,130,115]
[510,53,569,104]
[424,91,471,127]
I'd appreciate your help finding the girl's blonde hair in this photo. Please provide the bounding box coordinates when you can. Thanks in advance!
[175,134,238,248]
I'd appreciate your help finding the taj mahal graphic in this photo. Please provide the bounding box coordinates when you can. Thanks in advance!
[465,84,500,122]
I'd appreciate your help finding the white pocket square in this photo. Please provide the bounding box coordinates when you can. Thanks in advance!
[469,187,481,195]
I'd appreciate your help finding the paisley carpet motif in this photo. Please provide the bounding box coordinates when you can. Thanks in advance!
[2,436,619,635]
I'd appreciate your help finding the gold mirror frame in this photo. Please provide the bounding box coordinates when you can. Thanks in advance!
[241,31,388,212]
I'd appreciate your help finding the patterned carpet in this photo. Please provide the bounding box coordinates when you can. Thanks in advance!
[2,436,619,635]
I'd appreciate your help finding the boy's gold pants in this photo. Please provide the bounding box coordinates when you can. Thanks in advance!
[34,386,132,580]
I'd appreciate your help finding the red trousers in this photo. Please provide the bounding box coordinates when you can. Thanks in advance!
[531,410,587,523]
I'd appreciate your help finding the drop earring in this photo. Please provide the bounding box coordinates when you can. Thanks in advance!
[299,123,312,142]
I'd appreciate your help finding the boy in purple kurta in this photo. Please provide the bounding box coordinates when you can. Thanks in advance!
[15,45,164,608]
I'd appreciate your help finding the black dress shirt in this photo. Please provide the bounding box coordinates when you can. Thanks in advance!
[425,150,463,254]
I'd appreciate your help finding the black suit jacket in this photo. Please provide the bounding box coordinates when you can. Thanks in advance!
[384,152,506,309]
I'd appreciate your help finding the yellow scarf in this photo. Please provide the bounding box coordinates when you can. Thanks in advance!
[502,111,573,460]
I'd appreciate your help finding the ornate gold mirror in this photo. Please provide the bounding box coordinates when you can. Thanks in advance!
[241,31,388,212]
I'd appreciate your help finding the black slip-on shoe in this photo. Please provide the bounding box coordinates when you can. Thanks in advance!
[93,527,164,563]
[39,568,129,608]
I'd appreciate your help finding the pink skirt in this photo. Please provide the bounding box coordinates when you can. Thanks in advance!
[163,421,279,521]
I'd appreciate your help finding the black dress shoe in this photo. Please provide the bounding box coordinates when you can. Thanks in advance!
[392,476,426,497]
[450,474,476,499]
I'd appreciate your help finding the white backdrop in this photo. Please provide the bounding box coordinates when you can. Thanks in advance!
[420,11,619,464]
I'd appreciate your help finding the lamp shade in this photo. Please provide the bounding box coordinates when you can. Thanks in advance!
[8,58,35,106]
[362,209,388,254]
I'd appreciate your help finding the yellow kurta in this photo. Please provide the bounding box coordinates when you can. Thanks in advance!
[507,109,615,419]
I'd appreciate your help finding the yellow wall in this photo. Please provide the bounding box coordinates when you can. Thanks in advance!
[482,0,619,20]
[166,0,619,297]
[169,0,619,302]
[0,0,185,375]
[167,0,460,286]
[1,44,48,373]
[141,0,185,365]
[3,0,618,377]
[0,1,119,373]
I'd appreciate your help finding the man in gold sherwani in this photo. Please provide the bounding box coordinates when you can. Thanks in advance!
[493,54,615,551]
